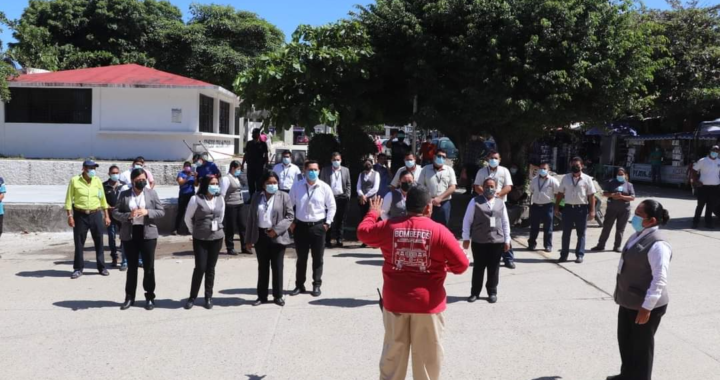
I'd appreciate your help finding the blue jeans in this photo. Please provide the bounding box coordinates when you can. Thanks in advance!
[107,223,119,259]
[561,205,588,258]
[431,200,451,226]
[528,203,554,250]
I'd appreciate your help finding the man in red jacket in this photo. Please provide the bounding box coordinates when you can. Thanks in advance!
[357,186,469,380]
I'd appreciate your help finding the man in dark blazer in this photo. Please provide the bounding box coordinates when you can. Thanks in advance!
[320,152,351,247]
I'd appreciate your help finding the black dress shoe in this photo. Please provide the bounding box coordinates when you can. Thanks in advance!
[488,295,498,303]
[111,258,119,267]
[505,261,516,269]
[325,241,334,249]
[204,298,213,310]
[120,299,134,310]
[557,256,568,263]
[360,243,367,248]
[274,298,285,307]
[528,245,536,251]
[692,222,699,229]
[71,271,83,279]
[311,286,322,297]
[227,249,239,256]
[290,287,305,296]
[252,299,268,307]
[99,269,110,276]
[241,248,252,254]
[545,247,552,253]
[591,246,605,252]
[613,247,621,253]
[145,300,155,311]
[467,295,478,303]
[184,298,195,310]
[337,240,344,248]
[575,256,584,264]
[606,375,624,380]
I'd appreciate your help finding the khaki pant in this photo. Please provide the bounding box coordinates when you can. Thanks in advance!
[379,310,445,380]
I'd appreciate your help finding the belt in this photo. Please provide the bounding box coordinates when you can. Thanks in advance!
[532,203,553,206]
[565,204,588,208]
[295,219,326,226]
[73,207,103,215]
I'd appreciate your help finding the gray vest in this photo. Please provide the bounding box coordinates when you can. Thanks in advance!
[470,196,505,244]
[224,176,243,206]
[192,195,225,241]
[361,171,377,195]
[614,230,670,310]
[389,190,407,219]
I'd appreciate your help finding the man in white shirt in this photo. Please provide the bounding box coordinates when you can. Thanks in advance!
[120,156,155,189]
[389,152,420,190]
[289,160,337,297]
[417,149,456,225]
[555,157,597,264]
[320,152,351,248]
[690,145,720,229]
[528,163,560,252]
[272,150,302,193]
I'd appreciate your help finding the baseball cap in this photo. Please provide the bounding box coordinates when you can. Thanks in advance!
[711,145,719,151]
[83,159,99,168]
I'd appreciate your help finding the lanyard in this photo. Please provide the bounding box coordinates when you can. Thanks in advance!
[537,177,549,192]
[483,197,494,217]
[434,167,444,184]
[487,167,496,178]
[571,176,582,188]
[333,170,342,183]
[130,191,145,210]
[305,183,318,202]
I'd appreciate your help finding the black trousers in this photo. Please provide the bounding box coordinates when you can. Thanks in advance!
[328,196,349,242]
[174,193,194,233]
[190,238,223,299]
[359,199,371,219]
[598,203,631,249]
[617,305,667,380]
[247,167,264,195]
[256,228,286,300]
[295,222,326,288]
[470,242,503,296]
[694,185,719,225]
[224,204,246,251]
[72,211,106,272]
[124,225,157,301]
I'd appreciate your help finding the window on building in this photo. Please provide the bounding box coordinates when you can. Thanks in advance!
[219,101,230,134]
[199,94,214,133]
[5,88,92,124]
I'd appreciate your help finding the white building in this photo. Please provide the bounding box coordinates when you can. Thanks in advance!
[0,64,242,161]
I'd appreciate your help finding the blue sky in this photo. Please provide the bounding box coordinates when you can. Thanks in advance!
[1,0,718,48]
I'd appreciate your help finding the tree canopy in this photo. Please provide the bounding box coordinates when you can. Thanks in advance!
[0,11,16,102]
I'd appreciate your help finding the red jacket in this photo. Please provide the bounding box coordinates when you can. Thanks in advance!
[357,210,469,314]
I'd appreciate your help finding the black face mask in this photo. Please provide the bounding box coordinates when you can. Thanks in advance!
[364,164,373,171]
[400,182,412,192]
[571,165,582,174]
[134,180,147,190]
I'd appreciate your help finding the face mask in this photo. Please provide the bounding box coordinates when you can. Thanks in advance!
[208,185,221,195]
[332,160,341,168]
[510,168,518,175]
[234,169,242,177]
[538,169,548,177]
[405,160,415,168]
[711,152,719,159]
[397,134,405,140]
[194,160,203,168]
[134,180,147,190]
[616,175,626,183]
[631,215,645,232]
[434,157,445,166]
[184,167,192,173]
[282,157,291,165]
[364,164,373,171]
[488,159,499,168]
[109,174,119,182]
[87,169,96,178]
[400,182,412,192]
[483,188,497,198]
[306,170,319,181]
[134,164,143,170]
[265,184,278,194]
[571,165,582,174]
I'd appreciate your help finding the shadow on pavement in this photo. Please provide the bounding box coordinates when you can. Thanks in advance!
[447,296,468,304]
[213,297,251,307]
[219,288,258,296]
[16,270,70,278]
[53,300,122,310]
[513,258,556,264]
[531,377,562,380]
[245,375,266,380]
[308,298,378,308]
[333,252,383,258]
[355,260,384,266]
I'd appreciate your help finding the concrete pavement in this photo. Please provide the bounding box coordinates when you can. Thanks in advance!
[1,185,719,379]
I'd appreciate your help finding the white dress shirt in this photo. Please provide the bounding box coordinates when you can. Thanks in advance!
[330,168,344,196]
[461,196,511,243]
[257,193,276,229]
[289,179,337,223]
[417,164,457,199]
[273,163,302,191]
[220,175,240,197]
[474,166,513,202]
[380,191,406,221]
[530,175,560,205]
[621,226,672,310]
[558,173,597,205]
[129,191,146,225]
[390,165,419,187]
[184,195,225,234]
[357,170,381,197]
[693,156,720,186]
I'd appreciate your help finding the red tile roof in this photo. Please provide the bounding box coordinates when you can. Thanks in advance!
[10,64,219,89]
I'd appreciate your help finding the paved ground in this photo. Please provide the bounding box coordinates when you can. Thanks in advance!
[1,185,719,380]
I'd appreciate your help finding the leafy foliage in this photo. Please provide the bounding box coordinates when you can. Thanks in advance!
[0,11,17,102]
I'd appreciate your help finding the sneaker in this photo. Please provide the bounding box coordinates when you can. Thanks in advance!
[100,269,110,276]
[120,263,128,272]
[71,271,83,279]
[575,256,584,264]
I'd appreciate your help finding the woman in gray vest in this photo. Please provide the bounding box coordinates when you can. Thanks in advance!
[461,177,511,304]
[221,160,249,255]
[183,176,226,310]
[380,170,413,220]
[609,199,671,380]
[592,167,635,253]
[357,159,381,218]
[113,169,165,311]
[245,171,294,307]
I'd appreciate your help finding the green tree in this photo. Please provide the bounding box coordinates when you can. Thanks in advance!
[0,11,17,102]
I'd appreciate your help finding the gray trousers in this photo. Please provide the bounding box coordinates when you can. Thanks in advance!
[597,202,631,249]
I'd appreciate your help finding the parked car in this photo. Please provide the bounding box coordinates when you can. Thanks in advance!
[432,137,459,159]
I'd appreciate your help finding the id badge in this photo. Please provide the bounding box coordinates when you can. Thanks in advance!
[211,220,219,231]
[489,217,496,228]
[617,258,624,274]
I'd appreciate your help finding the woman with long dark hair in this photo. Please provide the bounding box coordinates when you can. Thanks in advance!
[113,169,165,310]
[183,175,225,310]
[609,199,671,380]
[245,171,294,306]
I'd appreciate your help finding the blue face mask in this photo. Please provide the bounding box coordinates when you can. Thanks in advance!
[711,152,719,159]
[332,160,341,168]
[434,156,445,166]
[307,170,319,181]
[208,185,221,195]
[616,175,626,183]
[405,160,416,168]
[538,169,548,177]
[488,159,499,168]
[87,169,96,178]
[134,164,143,170]
[110,174,119,182]
[266,184,278,194]
[234,169,242,177]
[631,215,645,232]
[282,157,291,165]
